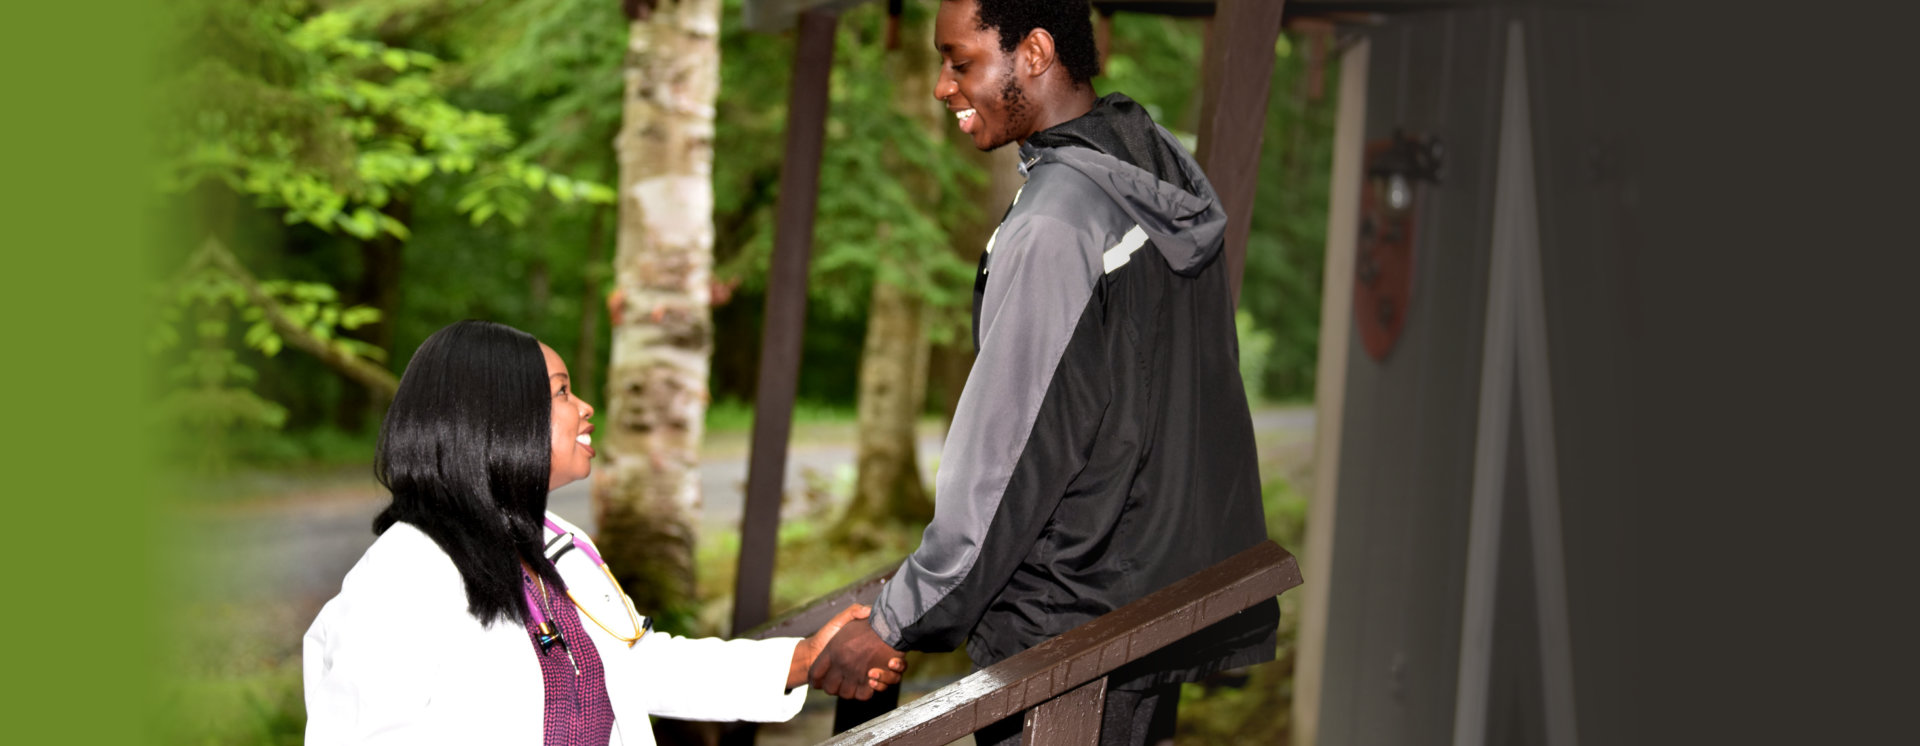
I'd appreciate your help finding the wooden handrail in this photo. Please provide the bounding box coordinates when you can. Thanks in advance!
[741,563,898,641]
[822,540,1299,744]
[741,540,1301,745]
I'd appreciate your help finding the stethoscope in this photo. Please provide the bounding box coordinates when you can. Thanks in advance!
[522,518,653,652]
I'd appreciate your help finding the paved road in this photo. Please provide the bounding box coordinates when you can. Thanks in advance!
[179,407,1315,612]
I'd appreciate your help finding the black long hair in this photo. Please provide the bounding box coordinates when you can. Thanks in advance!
[372,320,565,627]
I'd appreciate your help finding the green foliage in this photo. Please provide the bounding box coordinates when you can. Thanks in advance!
[692,464,916,635]
[1236,309,1277,406]
[1240,37,1339,402]
[153,0,623,466]
[1093,13,1209,137]
[157,661,307,746]
[1263,473,1311,550]
[457,0,629,185]
[225,425,385,469]
[369,0,628,407]
[714,1,981,342]
[703,396,860,434]
[159,0,612,239]
[150,241,388,472]
[159,583,315,746]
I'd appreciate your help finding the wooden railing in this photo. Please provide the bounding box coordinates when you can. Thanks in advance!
[743,540,1302,745]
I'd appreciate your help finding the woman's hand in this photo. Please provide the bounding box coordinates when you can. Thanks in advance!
[788,604,907,692]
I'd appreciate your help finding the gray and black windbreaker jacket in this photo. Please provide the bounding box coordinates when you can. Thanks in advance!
[868,93,1279,687]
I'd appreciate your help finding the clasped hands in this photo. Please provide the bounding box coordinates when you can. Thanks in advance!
[790,604,907,698]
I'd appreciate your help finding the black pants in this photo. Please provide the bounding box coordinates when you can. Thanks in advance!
[972,682,1181,746]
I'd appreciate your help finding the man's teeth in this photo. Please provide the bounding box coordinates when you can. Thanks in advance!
[956,109,975,122]
[576,433,592,446]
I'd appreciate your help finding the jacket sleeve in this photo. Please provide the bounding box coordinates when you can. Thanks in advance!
[612,634,808,722]
[869,209,1109,652]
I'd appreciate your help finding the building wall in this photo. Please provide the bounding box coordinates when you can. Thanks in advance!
[1315,6,1635,745]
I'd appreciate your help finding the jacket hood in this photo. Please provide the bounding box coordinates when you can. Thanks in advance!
[1019,93,1226,276]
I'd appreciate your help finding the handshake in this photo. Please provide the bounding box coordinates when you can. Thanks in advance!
[789,604,911,700]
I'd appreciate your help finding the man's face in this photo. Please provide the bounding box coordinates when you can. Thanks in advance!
[934,0,1036,151]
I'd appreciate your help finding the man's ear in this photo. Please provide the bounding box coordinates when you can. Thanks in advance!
[1021,27,1058,79]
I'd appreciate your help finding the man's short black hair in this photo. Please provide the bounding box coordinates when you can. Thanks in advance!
[965,0,1101,84]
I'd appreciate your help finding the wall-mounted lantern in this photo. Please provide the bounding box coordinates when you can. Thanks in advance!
[1356,129,1444,361]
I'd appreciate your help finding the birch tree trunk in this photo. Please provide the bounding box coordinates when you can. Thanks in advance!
[594,0,720,623]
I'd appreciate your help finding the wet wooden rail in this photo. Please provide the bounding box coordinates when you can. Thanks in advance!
[743,563,898,641]
[749,540,1301,745]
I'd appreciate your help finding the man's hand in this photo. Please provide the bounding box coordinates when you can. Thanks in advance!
[807,613,907,700]
[790,604,906,693]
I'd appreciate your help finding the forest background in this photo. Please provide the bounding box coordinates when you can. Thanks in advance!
[146,0,1337,743]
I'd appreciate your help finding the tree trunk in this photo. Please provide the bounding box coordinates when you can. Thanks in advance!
[595,0,720,626]
[575,202,612,409]
[337,201,409,432]
[529,249,550,323]
[839,281,935,545]
[834,4,950,542]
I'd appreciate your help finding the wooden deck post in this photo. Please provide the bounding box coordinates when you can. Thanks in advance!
[733,6,840,638]
[721,10,840,746]
[1193,0,1287,307]
[1023,676,1109,746]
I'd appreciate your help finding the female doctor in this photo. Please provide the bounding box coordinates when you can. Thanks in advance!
[303,320,902,745]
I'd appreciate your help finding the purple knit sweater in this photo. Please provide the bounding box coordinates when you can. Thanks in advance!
[524,572,615,745]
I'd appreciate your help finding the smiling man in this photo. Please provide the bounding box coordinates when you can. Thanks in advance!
[808,1,1279,743]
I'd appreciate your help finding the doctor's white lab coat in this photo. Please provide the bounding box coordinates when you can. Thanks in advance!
[303,513,806,745]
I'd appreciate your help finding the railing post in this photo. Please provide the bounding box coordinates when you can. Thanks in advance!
[1023,676,1109,746]
[832,688,901,735]
[734,4,840,640]
[727,13,839,746]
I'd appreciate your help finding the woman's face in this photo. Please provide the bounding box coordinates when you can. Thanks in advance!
[542,343,596,491]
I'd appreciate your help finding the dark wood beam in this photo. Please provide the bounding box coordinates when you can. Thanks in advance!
[733,7,841,638]
[1194,0,1287,307]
